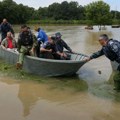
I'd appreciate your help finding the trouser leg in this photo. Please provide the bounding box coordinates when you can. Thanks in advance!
[117,65,120,71]
[36,41,41,57]
[18,46,28,64]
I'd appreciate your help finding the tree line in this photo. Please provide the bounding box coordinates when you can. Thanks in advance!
[0,0,120,25]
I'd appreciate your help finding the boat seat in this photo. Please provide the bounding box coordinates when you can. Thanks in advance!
[70,54,85,61]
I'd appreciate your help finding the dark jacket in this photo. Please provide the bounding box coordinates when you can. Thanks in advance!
[55,39,72,53]
[41,41,58,53]
[90,39,120,63]
[17,31,33,51]
[0,22,14,40]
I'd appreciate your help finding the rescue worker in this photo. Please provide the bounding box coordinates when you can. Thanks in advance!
[16,25,33,69]
[0,18,14,41]
[40,36,63,59]
[55,32,72,60]
[86,34,120,90]
[35,27,48,57]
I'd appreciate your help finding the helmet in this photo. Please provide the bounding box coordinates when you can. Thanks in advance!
[55,32,62,38]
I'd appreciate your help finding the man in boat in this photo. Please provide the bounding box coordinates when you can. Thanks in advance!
[16,25,33,69]
[54,32,73,60]
[0,18,14,42]
[1,32,16,50]
[40,36,63,59]
[35,27,48,57]
[86,34,120,71]
[27,27,38,56]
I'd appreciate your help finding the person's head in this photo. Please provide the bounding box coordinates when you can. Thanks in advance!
[21,25,28,33]
[98,34,109,46]
[55,32,62,40]
[7,32,13,38]
[35,27,41,32]
[49,36,56,44]
[3,18,7,24]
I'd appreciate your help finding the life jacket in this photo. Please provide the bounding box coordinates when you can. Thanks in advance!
[19,31,33,46]
[103,39,120,62]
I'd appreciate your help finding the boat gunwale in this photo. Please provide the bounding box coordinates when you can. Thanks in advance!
[1,48,88,64]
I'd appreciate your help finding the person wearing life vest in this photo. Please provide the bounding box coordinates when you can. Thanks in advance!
[86,34,120,71]
[16,25,33,69]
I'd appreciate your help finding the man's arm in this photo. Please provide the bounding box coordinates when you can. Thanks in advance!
[17,34,22,52]
[37,30,44,41]
[1,39,6,49]
[62,40,72,52]
[90,49,104,59]
[86,49,104,61]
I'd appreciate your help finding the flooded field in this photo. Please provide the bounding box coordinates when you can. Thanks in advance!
[0,25,120,120]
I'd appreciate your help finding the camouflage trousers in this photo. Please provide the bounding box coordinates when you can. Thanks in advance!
[18,46,32,64]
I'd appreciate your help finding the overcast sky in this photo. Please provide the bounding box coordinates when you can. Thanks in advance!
[1,0,120,11]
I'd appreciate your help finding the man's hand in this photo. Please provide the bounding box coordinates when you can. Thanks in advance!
[48,49,52,53]
[60,53,67,58]
[85,57,91,62]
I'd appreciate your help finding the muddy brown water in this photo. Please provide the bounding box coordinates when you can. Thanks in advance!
[0,25,120,120]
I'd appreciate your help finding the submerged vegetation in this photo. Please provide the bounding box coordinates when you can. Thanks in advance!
[0,59,88,92]
[113,72,120,91]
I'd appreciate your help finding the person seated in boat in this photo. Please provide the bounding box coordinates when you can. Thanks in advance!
[35,27,48,57]
[54,32,73,60]
[16,25,33,69]
[86,34,120,90]
[1,32,17,50]
[40,36,63,59]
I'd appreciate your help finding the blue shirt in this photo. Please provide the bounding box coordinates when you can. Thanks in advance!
[37,29,48,43]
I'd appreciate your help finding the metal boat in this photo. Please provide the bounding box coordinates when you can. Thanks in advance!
[0,47,88,76]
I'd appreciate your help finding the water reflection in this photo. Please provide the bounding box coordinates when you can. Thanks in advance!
[0,76,88,117]
[0,25,120,120]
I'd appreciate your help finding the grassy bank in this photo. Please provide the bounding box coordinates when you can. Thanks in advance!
[27,19,93,25]
[0,59,88,92]
[27,19,120,26]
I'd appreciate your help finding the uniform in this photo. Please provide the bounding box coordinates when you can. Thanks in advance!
[56,39,72,53]
[40,41,58,59]
[17,31,33,64]
[90,39,120,71]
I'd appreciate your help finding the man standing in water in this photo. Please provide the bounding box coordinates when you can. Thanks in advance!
[86,34,120,90]
[87,34,120,91]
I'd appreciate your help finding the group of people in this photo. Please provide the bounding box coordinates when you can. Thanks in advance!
[0,18,73,69]
[0,18,120,73]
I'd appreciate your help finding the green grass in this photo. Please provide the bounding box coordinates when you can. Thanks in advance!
[27,19,93,25]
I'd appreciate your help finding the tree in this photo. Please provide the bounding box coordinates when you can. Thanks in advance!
[85,1,112,30]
